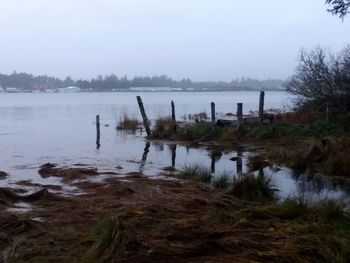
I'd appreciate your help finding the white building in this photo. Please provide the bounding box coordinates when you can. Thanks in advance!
[129,87,182,92]
[59,86,81,93]
[6,87,20,93]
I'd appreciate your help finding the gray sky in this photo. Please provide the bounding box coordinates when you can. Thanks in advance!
[0,0,349,81]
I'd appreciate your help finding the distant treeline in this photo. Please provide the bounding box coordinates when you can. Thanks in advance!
[0,72,284,91]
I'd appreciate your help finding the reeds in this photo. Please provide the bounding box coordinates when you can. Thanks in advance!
[151,117,175,138]
[117,112,140,130]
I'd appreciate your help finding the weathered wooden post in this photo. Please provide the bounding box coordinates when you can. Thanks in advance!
[96,115,100,149]
[171,100,177,133]
[237,103,243,126]
[211,102,216,123]
[136,96,151,136]
[259,91,265,123]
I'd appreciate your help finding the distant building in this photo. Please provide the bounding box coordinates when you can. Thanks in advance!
[6,87,20,93]
[59,86,81,93]
[129,87,182,92]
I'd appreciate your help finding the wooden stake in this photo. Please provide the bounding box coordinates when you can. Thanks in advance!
[259,91,265,123]
[237,103,243,126]
[211,102,216,123]
[136,96,151,136]
[171,100,177,133]
[96,115,100,149]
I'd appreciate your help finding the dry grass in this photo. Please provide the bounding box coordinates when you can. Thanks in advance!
[117,112,140,130]
[151,117,175,138]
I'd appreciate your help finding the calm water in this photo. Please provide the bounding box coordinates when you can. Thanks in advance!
[0,91,349,200]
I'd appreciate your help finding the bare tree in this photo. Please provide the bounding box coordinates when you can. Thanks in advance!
[326,0,350,19]
[285,46,350,113]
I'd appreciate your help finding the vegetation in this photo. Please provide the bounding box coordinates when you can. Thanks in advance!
[326,0,350,19]
[284,46,350,114]
[212,173,231,189]
[86,216,128,262]
[117,112,140,130]
[0,71,284,92]
[227,172,277,202]
[151,117,175,138]
[178,164,212,183]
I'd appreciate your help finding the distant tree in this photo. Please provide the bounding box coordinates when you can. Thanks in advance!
[325,0,350,19]
[285,46,350,113]
[63,76,74,87]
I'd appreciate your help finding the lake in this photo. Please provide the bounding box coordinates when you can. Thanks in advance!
[0,91,349,200]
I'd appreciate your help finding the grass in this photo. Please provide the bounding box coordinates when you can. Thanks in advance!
[227,171,277,202]
[151,117,175,138]
[212,173,231,189]
[206,196,350,263]
[178,164,212,183]
[117,112,140,130]
[86,216,128,262]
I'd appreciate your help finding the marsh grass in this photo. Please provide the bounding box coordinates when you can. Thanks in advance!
[212,172,231,189]
[86,216,128,262]
[117,112,140,130]
[228,172,277,202]
[178,164,212,183]
[206,196,350,262]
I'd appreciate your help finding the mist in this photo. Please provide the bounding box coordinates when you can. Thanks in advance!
[0,0,349,81]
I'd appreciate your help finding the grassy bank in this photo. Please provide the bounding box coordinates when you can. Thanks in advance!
[150,111,350,178]
[3,169,350,263]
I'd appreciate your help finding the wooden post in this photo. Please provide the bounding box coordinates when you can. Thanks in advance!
[136,96,151,136]
[171,100,176,122]
[237,103,243,126]
[259,91,265,123]
[211,102,216,123]
[96,115,100,149]
[171,100,177,133]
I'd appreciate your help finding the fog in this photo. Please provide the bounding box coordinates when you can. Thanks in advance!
[0,0,349,81]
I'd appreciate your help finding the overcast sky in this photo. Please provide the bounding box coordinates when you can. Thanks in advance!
[0,0,349,81]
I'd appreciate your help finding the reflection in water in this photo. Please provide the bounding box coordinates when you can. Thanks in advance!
[170,144,176,167]
[139,141,350,202]
[139,141,151,174]
[236,150,243,175]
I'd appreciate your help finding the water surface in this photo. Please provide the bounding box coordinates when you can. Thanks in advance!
[0,92,348,201]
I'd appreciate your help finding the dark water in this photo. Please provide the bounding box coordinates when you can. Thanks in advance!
[0,92,349,201]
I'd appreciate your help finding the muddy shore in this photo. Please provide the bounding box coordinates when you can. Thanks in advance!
[1,165,350,263]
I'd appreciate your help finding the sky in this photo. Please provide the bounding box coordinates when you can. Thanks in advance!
[0,0,349,81]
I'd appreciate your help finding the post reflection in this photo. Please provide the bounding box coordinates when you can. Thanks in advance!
[139,141,151,174]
